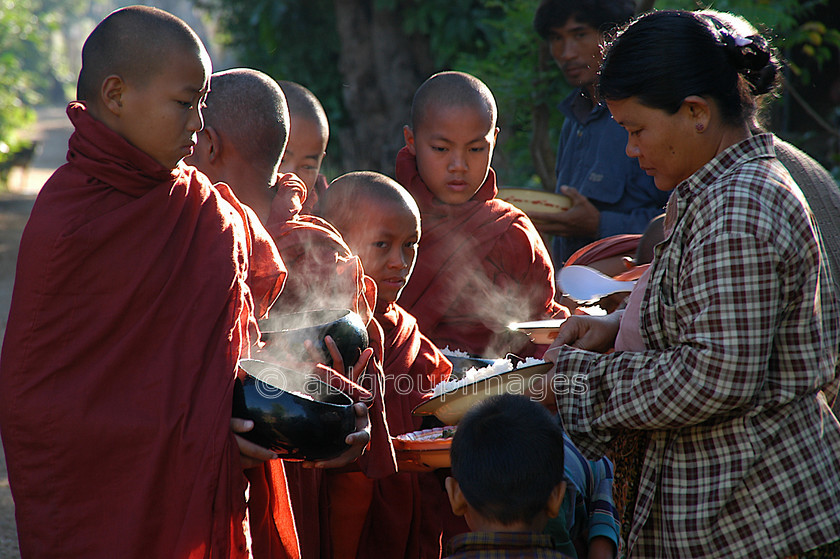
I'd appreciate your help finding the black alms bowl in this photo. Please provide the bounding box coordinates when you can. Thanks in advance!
[259,309,369,368]
[233,358,356,461]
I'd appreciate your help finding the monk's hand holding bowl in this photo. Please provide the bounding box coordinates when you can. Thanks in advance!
[302,339,375,469]
[231,418,278,469]
[302,402,371,469]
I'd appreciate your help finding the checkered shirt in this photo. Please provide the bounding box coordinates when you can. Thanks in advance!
[444,532,573,559]
[553,134,840,558]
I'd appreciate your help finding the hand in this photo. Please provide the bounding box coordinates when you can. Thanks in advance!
[231,417,278,469]
[301,402,371,469]
[309,339,375,405]
[543,312,622,361]
[305,335,372,383]
[529,186,600,237]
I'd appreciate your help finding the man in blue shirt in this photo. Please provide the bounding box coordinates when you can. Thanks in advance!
[530,0,670,264]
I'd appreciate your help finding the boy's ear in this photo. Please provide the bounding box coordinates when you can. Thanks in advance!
[492,126,500,145]
[444,476,468,517]
[202,126,222,164]
[101,74,126,116]
[403,125,416,156]
[545,481,567,519]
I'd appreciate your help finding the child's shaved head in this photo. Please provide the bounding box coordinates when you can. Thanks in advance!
[409,71,497,132]
[77,6,208,102]
[279,81,329,141]
[319,171,419,230]
[204,69,289,175]
[320,171,421,311]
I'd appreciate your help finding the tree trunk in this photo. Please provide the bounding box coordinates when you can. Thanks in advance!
[530,40,557,191]
[332,0,435,174]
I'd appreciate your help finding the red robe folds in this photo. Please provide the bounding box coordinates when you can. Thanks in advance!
[266,173,370,320]
[300,172,329,215]
[0,102,286,559]
[258,173,395,559]
[354,303,454,559]
[395,147,566,357]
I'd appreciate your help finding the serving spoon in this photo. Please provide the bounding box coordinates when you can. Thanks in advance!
[557,265,637,303]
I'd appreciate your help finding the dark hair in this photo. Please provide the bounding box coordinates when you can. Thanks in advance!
[278,80,329,140]
[533,0,636,40]
[204,69,289,175]
[599,10,780,126]
[320,171,420,234]
[450,394,565,526]
[78,6,205,101]
[409,71,496,132]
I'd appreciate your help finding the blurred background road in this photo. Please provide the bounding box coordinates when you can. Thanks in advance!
[0,105,73,558]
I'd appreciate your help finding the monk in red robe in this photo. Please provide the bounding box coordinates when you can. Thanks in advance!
[192,69,392,559]
[0,8,289,558]
[396,71,568,358]
[320,171,463,559]
[278,81,330,215]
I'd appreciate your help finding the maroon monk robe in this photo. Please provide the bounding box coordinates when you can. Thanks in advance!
[395,147,566,358]
[353,302,456,559]
[300,172,329,215]
[213,181,286,319]
[260,175,395,559]
[212,182,302,559]
[0,102,286,559]
[266,173,371,321]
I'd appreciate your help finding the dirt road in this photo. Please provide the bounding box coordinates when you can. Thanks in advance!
[0,105,72,558]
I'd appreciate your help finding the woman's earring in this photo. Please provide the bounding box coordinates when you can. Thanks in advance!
[695,123,704,132]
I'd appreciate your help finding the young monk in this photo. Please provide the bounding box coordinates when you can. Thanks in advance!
[396,71,568,358]
[0,7,301,557]
[319,171,457,559]
[190,67,393,559]
[278,80,330,214]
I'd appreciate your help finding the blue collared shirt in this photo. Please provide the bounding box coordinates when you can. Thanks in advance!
[552,89,670,264]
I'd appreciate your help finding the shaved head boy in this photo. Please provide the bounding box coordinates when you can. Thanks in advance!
[319,172,456,558]
[396,71,567,357]
[0,6,291,558]
[189,67,289,221]
[278,80,330,212]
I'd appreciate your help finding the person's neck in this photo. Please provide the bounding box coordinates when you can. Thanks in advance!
[584,82,599,104]
[215,168,274,223]
[713,123,753,158]
[465,509,545,534]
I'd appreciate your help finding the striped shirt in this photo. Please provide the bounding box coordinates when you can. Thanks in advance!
[544,433,620,556]
[552,134,840,557]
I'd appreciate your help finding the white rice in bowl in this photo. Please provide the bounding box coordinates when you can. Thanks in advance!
[431,356,544,397]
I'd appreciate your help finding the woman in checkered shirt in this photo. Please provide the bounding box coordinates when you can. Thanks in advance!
[542,10,840,558]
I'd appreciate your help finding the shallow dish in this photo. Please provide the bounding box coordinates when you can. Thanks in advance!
[508,319,567,345]
[234,358,356,461]
[498,188,572,215]
[393,427,456,472]
[412,361,553,425]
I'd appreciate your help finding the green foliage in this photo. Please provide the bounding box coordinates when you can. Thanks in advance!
[656,0,839,85]
[0,1,46,146]
[194,0,345,125]
[451,0,569,188]
[0,0,80,153]
[196,0,839,186]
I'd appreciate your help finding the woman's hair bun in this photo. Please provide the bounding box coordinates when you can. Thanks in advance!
[716,28,777,95]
